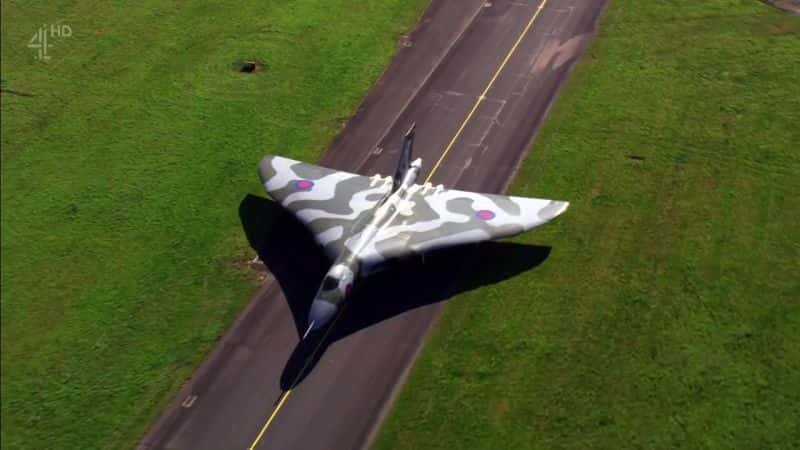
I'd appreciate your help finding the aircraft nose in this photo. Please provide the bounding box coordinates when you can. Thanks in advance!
[308,299,337,331]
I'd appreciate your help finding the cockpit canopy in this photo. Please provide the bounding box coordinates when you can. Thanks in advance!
[318,263,354,296]
[321,275,339,291]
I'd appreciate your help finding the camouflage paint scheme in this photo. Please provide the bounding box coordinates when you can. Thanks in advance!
[258,154,568,332]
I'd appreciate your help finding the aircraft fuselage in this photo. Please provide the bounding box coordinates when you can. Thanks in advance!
[305,157,424,335]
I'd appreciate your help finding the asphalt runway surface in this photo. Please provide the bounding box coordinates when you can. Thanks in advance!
[139,0,607,449]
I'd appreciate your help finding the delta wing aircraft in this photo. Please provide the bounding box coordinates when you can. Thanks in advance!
[259,125,568,337]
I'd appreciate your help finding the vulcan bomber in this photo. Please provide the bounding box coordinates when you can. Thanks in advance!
[258,125,569,336]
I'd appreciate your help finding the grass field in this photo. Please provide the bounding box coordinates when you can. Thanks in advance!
[0,1,428,448]
[374,1,800,449]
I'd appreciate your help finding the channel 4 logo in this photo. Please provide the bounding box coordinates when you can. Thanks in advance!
[28,24,72,61]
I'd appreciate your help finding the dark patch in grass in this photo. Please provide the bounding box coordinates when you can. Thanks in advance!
[235,60,265,73]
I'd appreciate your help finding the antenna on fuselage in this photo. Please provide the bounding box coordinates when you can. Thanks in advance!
[392,123,416,192]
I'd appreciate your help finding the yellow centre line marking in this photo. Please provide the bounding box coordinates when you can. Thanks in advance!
[246,1,549,447]
[246,304,347,450]
[425,0,549,183]
[247,390,292,450]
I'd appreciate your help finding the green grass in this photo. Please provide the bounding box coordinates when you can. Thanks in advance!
[0,1,427,448]
[374,1,800,449]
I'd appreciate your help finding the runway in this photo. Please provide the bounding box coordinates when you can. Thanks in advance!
[138,1,607,449]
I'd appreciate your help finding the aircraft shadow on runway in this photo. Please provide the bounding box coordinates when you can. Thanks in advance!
[239,194,551,389]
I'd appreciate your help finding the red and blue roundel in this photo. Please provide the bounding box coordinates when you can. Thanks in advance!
[294,179,314,191]
[475,209,496,221]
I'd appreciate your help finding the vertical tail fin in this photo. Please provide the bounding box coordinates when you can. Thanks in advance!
[393,123,415,192]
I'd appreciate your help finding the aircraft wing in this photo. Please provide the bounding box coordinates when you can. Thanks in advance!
[350,185,568,268]
[259,155,393,259]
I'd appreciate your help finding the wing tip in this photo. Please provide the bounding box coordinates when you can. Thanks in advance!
[258,155,275,183]
[258,154,299,184]
[555,200,569,216]
[539,200,569,221]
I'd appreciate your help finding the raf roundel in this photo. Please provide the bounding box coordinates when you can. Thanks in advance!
[475,209,496,221]
[294,179,315,191]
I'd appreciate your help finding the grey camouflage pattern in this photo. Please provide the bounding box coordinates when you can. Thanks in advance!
[259,155,393,260]
[259,155,568,273]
